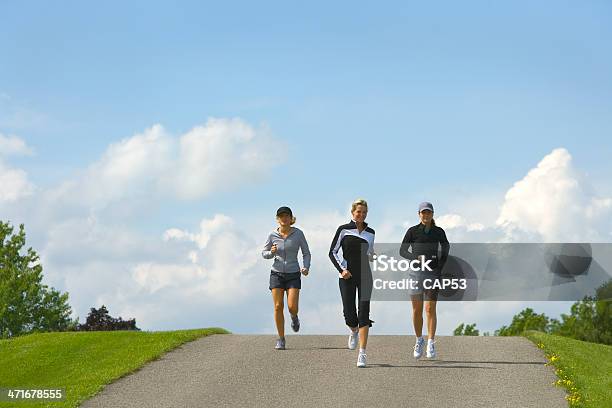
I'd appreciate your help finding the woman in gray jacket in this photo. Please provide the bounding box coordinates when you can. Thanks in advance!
[262,206,311,350]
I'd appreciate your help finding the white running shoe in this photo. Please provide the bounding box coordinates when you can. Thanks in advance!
[348,330,359,350]
[357,350,367,368]
[413,336,425,359]
[426,339,436,359]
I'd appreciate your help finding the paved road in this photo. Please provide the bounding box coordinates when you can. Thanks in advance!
[82,335,566,408]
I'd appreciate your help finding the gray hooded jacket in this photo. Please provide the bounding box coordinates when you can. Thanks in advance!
[262,227,311,273]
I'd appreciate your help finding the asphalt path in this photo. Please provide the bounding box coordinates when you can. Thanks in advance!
[82,334,567,407]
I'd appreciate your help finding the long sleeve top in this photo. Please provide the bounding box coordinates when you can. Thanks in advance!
[262,227,311,273]
[329,220,375,278]
[399,223,450,271]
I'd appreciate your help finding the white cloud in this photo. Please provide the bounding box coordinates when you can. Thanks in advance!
[164,214,234,250]
[0,133,34,156]
[0,133,35,202]
[44,118,285,213]
[0,161,35,202]
[435,214,485,232]
[170,118,283,200]
[84,124,172,204]
[155,213,260,300]
[132,262,205,294]
[496,148,612,242]
[40,211,265,328]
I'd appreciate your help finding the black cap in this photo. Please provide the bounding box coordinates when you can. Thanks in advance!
[276,206,293,217]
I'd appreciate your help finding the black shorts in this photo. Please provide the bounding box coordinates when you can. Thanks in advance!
[409,269,440,301]
[269,271,301,290]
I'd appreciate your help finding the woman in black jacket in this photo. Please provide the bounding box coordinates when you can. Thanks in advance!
[400,201,449,360]
[329,198,375,368]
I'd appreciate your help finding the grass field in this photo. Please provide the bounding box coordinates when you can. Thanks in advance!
[524,331,612,408]
[0,328,229,407]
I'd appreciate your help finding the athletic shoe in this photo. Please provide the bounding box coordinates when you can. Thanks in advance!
[348,330,359,350]
[426,339,436,359]
[357,350,367,368]
[413,336,425,359]
[291,314,300,332]
[275,337,286,350]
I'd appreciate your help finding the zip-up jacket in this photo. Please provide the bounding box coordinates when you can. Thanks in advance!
[399,223,450,271]
[262,227,311,273]
[329,220,375,278]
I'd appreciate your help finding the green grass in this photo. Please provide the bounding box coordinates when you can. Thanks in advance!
[0,328,229,407]
[524,331,612,408]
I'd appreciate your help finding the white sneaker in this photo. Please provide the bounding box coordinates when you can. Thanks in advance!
[357,350,367,368]
[348,330,359,350]
[426,339,436,359]
[413,336,424,359]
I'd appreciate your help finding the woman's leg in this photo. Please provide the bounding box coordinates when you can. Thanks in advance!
[357,282,371,349]
[357,299,370,349]
[411,295,424,337]
[286,288,299,317]
[271,288,285,338]
[424,299,437,340]
[339,278,359,331]
[358,325,369,349]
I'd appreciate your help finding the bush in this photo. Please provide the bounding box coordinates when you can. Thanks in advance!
[77,305,140,331]
[454,322,480,336]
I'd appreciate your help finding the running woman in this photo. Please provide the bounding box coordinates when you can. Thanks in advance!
[262,206,311,350]
[329,199,375,367]
[400,201,449,359]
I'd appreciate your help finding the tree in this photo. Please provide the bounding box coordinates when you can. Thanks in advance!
[495,308,556,336]
[550,279,611,345]
[0,221,77,338]
[454,323,480,336]
[77,305,139,331]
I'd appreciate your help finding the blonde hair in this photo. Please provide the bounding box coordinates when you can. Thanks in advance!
[351,198,368,213]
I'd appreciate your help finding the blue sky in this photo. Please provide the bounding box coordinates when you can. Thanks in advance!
[1,1,611,333]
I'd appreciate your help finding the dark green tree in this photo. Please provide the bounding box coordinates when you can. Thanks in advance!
[453,322,480,336]
[0,221,76,338]
[77,305,139,331]
[494,308,557,336]
[550,280,611,345]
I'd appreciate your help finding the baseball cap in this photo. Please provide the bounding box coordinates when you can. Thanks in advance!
[276,206,293,217]
[418,202,434,213]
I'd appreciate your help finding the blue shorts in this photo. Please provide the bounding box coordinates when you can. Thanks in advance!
[269,271,301,290]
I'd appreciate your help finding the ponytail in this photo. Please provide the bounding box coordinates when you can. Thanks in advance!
[431,218,436,227]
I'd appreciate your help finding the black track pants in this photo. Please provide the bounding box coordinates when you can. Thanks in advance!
[339,274,373,328]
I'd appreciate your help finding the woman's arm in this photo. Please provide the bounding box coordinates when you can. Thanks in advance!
[329,226,347,273]
[399,228,416,260]
[367,230,376,261]
[262,233,275,259]
[300,230,311,270]
[439,228,450,271]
